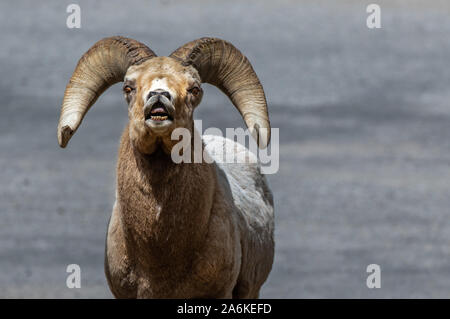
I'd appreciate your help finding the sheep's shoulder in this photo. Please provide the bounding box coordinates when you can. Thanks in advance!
[203,135,274,295]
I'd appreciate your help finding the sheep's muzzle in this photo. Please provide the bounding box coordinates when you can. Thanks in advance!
[146,102,172,121]
[144,95,174,130]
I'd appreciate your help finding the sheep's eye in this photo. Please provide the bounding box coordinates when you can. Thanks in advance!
[123,86,133,94]
[189,87,200,96]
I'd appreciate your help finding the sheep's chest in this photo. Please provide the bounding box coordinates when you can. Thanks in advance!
[105,200,241,299]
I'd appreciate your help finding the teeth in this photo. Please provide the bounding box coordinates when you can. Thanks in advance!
[150,115,168,121]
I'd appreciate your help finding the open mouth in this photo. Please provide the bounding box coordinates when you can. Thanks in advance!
[145,101,173,122]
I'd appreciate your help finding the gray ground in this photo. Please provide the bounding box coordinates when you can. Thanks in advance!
[1,0,450,298]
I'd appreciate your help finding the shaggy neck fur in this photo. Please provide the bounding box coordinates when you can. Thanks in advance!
[116,125,216,276]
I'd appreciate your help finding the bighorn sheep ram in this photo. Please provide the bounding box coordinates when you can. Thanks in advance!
[57,36,274,298]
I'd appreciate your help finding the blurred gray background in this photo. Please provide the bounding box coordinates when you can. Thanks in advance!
[1,0,450,298]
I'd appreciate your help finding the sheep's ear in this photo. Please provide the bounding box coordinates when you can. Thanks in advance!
[170,38,270,149]
[58,36,156,148]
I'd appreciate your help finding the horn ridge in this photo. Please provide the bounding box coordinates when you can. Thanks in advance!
[57,36,156,148]
[170,37,270,148]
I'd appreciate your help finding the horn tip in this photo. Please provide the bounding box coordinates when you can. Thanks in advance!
[58,125,74,148]
[251,123,270,149]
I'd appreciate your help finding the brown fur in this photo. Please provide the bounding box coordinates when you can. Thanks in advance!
[105,127,245,298]
[58,42,273,298]
[104,57,257,298]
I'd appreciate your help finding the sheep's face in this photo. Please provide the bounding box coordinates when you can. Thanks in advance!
[123,57,203,154]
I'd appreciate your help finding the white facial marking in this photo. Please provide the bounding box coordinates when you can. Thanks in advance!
[142,78,177,103]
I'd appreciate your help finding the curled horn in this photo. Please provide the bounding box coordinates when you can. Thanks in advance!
[170,38,270,149]
[57,36,156,148]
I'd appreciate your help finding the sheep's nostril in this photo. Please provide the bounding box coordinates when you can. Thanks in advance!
[148,90,171,101]
[160,91,171,100]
